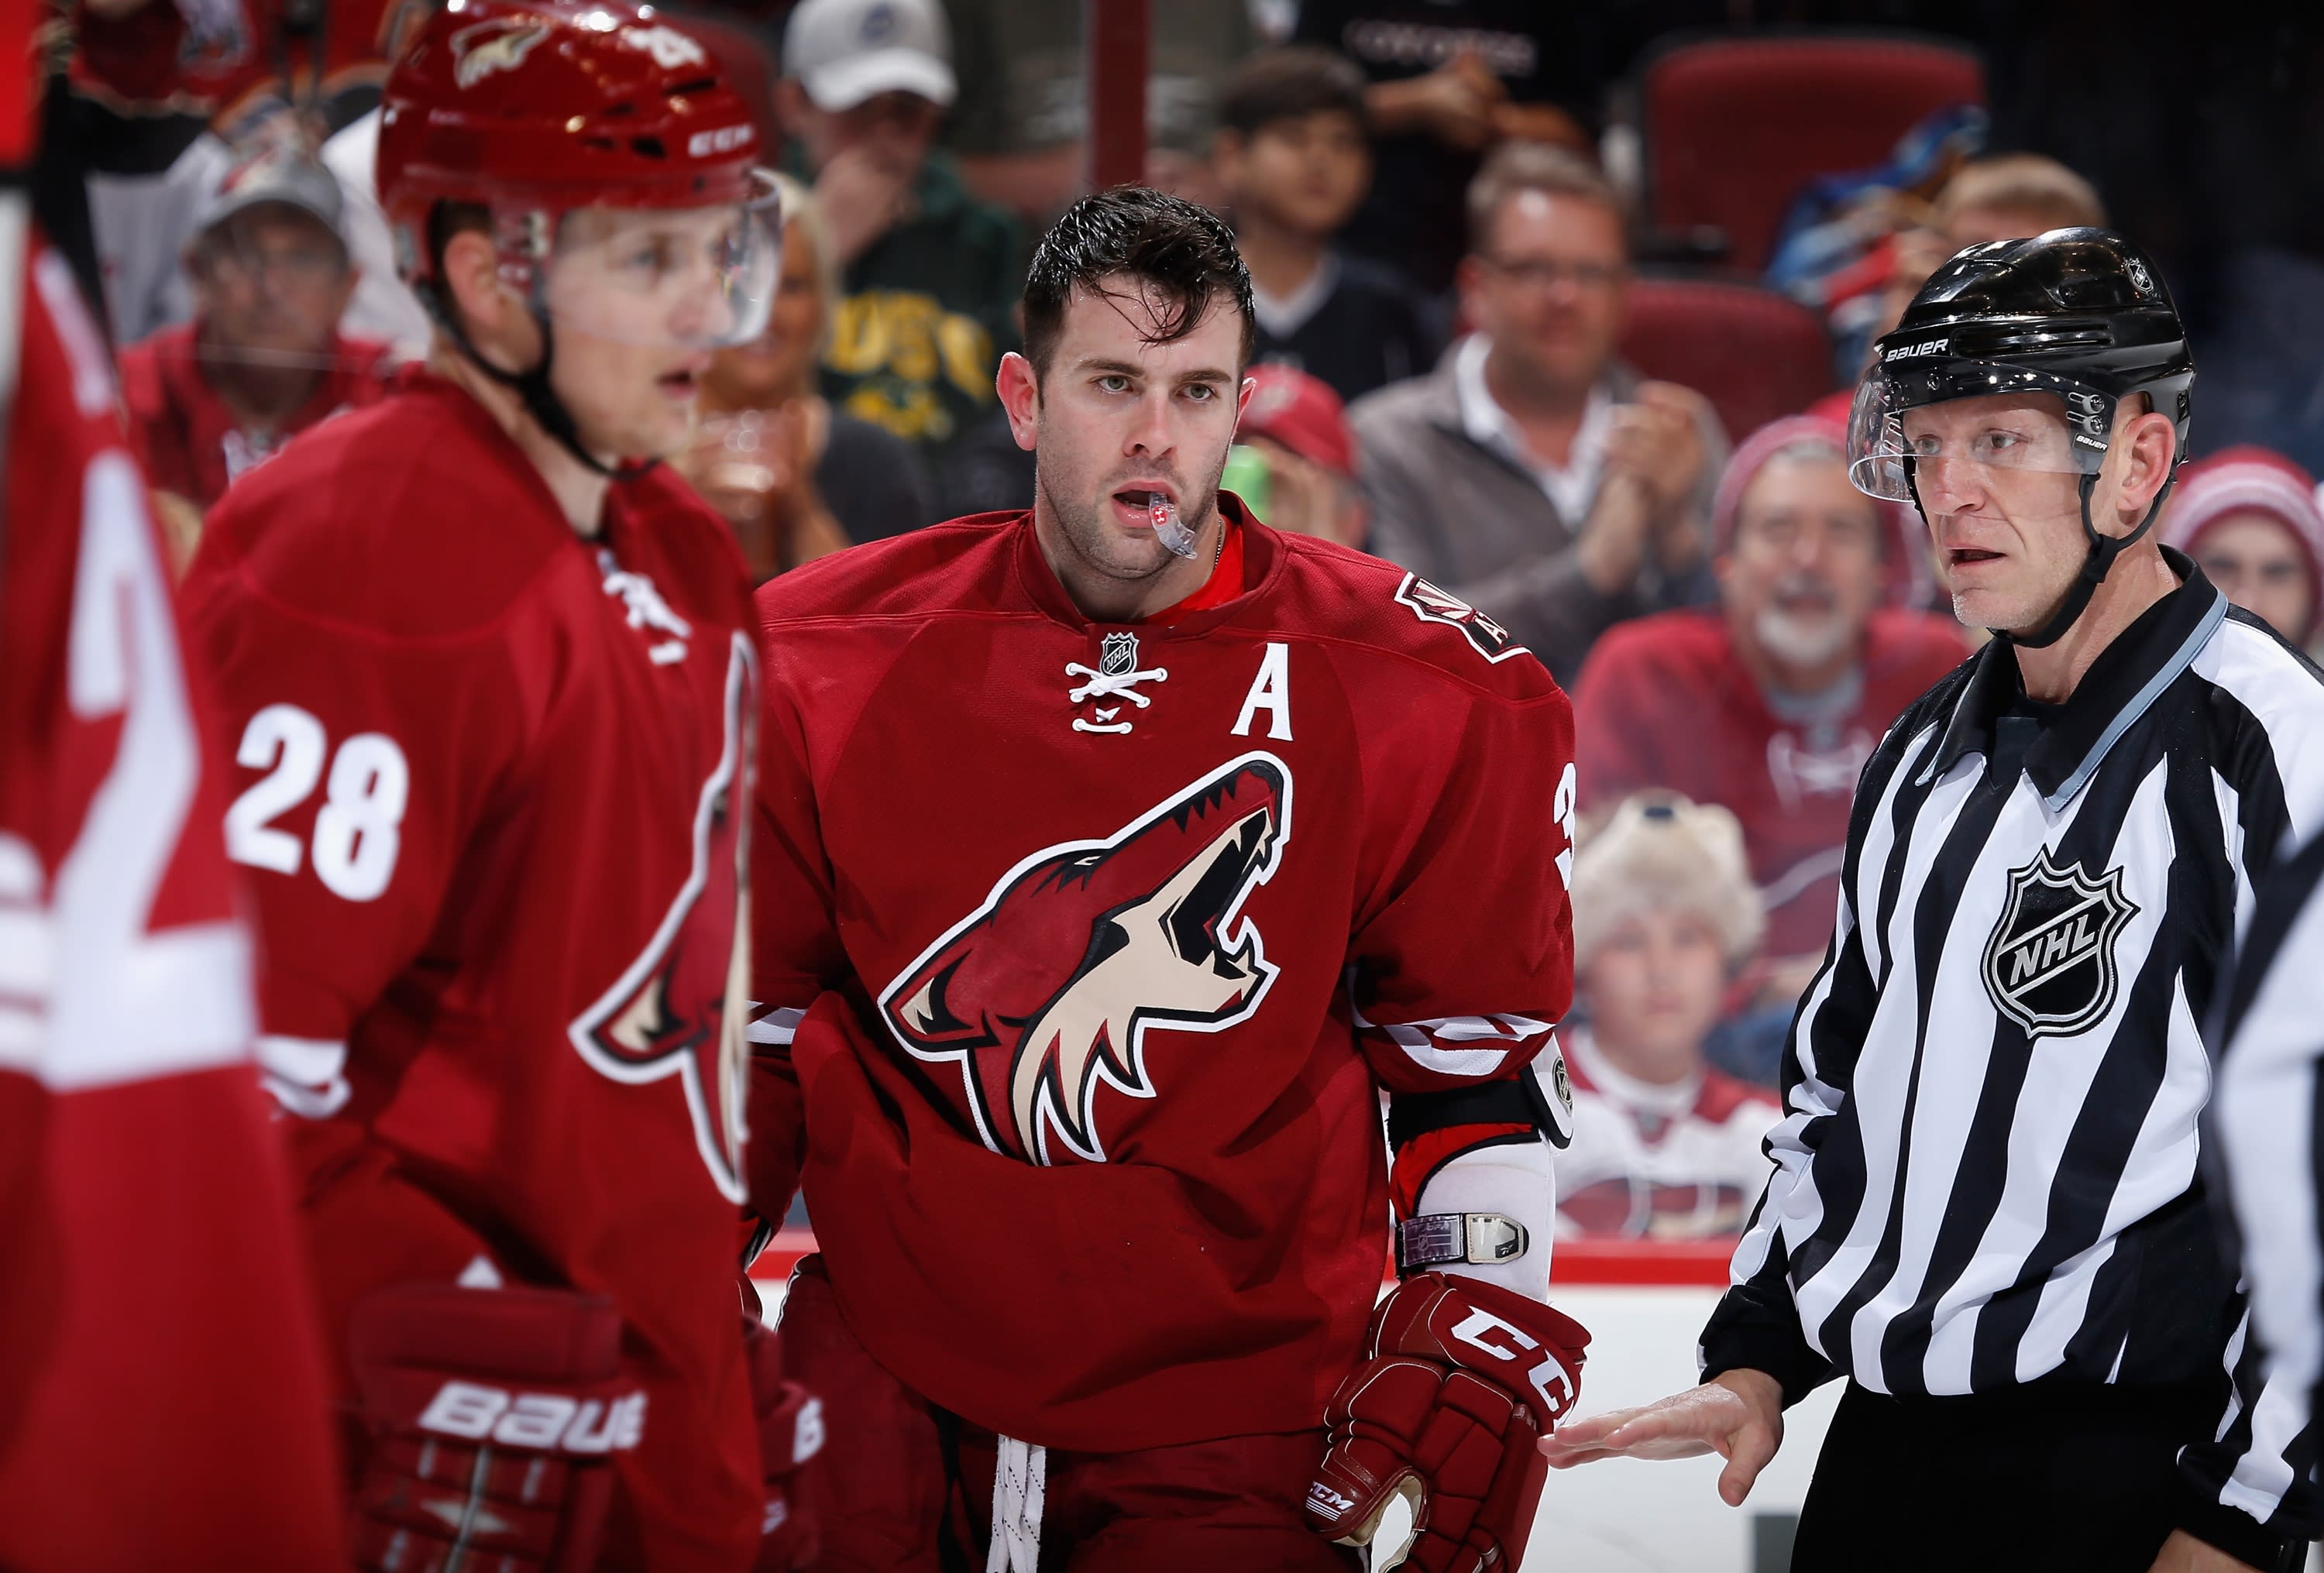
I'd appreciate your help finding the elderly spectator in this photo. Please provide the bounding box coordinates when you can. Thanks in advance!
[1555,793,1779,1242]
[117,143,394,555]
[677,175,935,582]
[1228,363,1369,548]
[779,0,1023,468]
[2161,445,2324,647]
[1352,140,1728,684]
[1212,46,1441,404]
[1573,417,1969,1060]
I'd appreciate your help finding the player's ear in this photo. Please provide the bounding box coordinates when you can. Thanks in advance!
[996,351,1040,453]
[441,228,531,368]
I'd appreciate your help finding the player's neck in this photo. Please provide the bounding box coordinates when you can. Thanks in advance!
[2012,544,2179,703]
[1032,489,1221,623]
[428,344,613,537]
[1235,213,1328,303]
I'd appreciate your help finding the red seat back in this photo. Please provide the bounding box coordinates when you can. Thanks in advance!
[1618,276,1835,444]
[1642,33,1986,272]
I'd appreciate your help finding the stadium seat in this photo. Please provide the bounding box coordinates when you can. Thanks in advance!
[1618,274,1836,444]
[1638,32,1987,273]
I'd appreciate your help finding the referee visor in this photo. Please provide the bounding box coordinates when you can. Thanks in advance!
[1847,352,2118,503]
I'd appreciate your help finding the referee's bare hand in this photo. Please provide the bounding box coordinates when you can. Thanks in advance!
[1537,1369,1785,1506]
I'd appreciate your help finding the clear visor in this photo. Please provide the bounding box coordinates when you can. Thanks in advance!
[537,169,782,352]
[1845,361,2116,503]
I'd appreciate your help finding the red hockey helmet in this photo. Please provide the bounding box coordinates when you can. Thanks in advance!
[379,0,779,350]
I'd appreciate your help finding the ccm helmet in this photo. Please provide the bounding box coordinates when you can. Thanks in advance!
[377,0,779,474]
[1848,228,2195,647]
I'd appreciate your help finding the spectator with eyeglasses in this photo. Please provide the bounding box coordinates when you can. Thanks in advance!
[117,142,394,564]
[1350,140,1727,684]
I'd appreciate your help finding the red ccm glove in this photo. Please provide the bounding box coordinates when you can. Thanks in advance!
[1306,1272,1590,1573]
[743,1316,825,1571]
[346,1283,648,1573]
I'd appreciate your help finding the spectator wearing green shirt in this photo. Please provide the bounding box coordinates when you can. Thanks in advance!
[779,0,1025,466]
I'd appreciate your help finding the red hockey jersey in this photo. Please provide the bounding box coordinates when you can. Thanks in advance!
[1573,607,1968,963]
[0,238,342,1566]
[750,502,1576,1451]
[180,373,764,1571]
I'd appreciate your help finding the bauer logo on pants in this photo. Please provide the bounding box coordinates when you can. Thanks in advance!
[1981,848,2139,1040]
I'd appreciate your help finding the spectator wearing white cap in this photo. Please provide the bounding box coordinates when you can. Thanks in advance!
[779,0,1023,469]
[2161,445,2324,648]
[115,142,395,562]
[1554,792,1779,1242]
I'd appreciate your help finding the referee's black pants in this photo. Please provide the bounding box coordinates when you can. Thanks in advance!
[1790,1379,2246,1572]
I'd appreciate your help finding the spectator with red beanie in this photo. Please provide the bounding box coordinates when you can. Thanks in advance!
[2161,445,2324,647]
[1230,362,1369,548]
[1573,416,1969,1077]
[117,143,393,548]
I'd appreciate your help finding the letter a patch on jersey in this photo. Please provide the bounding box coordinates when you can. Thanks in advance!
[568,634,758,1202]
[1981,847,2138,1041]
[880,753,1293,1165]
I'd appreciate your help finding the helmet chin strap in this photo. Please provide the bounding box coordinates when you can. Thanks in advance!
[424,283,660,484]
[1906,462,2174,652]
[2008,472,2173,650]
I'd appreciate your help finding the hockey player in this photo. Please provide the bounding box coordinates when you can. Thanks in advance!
[178,4,816,1568]
[749,186,1588,1571]
[0,225,345,1566]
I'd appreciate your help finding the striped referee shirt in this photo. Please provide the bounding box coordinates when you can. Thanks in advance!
[2211,824,2324,1540]
[1700,554,2324,1548]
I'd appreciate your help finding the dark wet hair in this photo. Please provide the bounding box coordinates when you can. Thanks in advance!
[1021,187,1256,380]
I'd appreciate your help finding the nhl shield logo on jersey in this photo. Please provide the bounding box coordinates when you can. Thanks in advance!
[569,635,758,1202]
[1981,848,2140,1040]
[1392,574,1526,664]
[880,753,1294,1165]
[1098,631,1140,679]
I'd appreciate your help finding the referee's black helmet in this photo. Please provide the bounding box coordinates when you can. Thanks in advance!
[1847,228,2195,647]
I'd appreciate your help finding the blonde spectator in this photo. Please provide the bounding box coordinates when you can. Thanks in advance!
[1554,793,1779,1241]
[1932,153,2109,249]
[676,173,935,581]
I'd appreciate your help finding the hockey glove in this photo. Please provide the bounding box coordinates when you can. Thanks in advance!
[743,1315,825,1571]
[347,1283,646,1573]
[1306,1272,1590,1573]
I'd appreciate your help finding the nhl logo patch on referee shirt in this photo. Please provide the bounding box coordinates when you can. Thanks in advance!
[1982,849,2140,1040]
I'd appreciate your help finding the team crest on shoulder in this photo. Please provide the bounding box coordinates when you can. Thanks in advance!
[1393,574,1527,663]
[881,754,1292,1165]
[1981,848,2138,1041]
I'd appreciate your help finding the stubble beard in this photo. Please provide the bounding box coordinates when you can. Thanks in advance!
[1033,446,1231,586]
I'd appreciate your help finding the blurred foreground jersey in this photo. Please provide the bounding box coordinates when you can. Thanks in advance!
[748,505,1576,1451]
[0,234,342,1568]
[179,372,765,1571]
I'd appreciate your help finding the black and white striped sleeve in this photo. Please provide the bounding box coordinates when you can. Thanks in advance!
[2207,829,2324,1543]
[2185,616,2324,1551]
[1697,705,1942,1406]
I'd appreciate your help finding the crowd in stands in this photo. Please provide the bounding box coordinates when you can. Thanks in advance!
[57,0,2324,1241]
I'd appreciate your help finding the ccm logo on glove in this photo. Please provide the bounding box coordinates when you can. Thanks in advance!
[415,1379,648,1452]
[1449,1308,1579,1420]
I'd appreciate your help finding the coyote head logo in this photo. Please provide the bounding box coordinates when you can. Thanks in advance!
[881,754,1292,1163]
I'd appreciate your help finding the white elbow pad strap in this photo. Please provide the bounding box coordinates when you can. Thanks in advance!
[1394,1211,1531,1274]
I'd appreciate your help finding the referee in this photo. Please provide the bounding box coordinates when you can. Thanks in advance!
[2210,831,2324,1558]
[1542,229,2324,1571]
